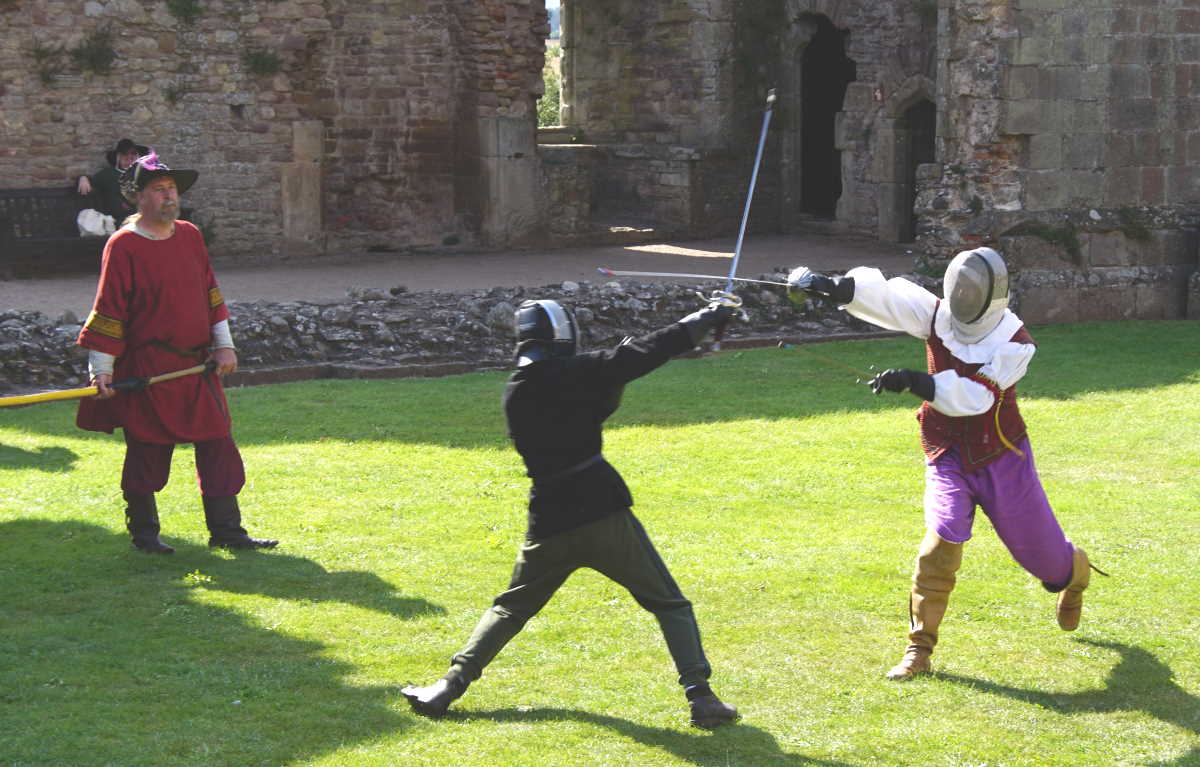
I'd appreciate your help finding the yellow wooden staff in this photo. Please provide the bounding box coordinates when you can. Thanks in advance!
[0,361,215,409]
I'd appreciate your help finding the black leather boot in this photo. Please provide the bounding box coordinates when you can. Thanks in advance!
[124,492,174,554]
[400,676,468,718]
[687,684,739,729]
[202,495,278,549]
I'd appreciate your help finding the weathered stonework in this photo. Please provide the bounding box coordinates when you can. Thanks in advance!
[0,270,895,394]
[914,0,1200,320]
[2,1,1197,325]
[0,0,547,258]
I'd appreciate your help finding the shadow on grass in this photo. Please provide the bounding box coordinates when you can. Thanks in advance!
[463,706,856,766]
[0,442,77,472]
[186,544,447,620]
[938,639,1198,767]
[0,518,434,766]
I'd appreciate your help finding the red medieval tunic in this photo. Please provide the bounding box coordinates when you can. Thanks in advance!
[76,221,232,444]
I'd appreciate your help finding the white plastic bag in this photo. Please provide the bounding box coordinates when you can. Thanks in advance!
[77,208,116,237]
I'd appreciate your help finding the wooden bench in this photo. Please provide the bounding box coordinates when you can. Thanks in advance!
[0,186,109,279]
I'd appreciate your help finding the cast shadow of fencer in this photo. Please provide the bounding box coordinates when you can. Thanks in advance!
[0,442,77,472]
[936,639,1199,767]
[1,517,422,766]
[453,706,856,767]
[191,546,446,620]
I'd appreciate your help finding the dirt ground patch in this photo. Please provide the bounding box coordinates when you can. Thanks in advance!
[0,233,916,320]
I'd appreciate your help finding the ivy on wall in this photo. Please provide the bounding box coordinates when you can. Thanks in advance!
[70,25,116,74]
[166,0,202,25]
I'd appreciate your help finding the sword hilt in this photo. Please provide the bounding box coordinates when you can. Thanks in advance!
[696,289,743,309]
[696,290,748,351]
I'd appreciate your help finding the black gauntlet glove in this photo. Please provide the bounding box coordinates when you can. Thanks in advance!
[679,303,736,345]
[870,368,935,401]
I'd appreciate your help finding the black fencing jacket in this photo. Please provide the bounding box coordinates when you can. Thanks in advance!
[503,322,694,539]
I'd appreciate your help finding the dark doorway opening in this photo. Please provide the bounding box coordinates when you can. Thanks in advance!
[900,99,936,241]
[800,15,855,219]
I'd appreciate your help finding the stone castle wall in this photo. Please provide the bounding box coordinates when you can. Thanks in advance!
[2,0,1197,325]
[915,0,1199,321]
[0,0,547,260]
[2,269,892,394]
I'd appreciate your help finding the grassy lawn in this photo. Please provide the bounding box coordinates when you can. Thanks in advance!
[1,320,1197,767]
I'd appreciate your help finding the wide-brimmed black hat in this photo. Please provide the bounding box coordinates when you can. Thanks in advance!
[104,138,149,167]
[118,149,199,203]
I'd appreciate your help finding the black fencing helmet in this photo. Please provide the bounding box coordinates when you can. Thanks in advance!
[514,299,579,366]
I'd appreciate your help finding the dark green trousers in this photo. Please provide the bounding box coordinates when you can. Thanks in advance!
[449,509,712,687]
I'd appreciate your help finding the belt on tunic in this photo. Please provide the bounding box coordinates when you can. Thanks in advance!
[147,339,207,361]
[144,340,226,418]
[531,453,604,485]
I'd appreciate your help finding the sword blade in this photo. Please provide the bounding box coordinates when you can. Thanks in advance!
[597,267,787,287]
[726,88,777,294]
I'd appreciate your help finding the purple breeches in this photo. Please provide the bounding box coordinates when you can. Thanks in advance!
[923,437,1073,586]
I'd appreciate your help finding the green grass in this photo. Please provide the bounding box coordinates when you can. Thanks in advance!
[2,320,1198,766]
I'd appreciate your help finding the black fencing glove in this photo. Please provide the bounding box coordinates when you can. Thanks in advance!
[870,368,935,401]
[679,303,736,345]
[786,266,856,306]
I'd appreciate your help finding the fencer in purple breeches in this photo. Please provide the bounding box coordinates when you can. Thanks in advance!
[787,247,1097,680]
[925,437,1071,586]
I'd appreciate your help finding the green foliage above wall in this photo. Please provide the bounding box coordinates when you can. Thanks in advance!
[538,43,562,127]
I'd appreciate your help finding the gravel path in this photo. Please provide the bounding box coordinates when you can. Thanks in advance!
[0,233,915,319]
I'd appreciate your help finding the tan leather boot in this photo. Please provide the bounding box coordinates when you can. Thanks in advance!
[1056,545,1090,631]
[886,530,963,680]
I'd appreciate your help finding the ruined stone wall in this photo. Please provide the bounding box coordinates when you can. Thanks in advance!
[0,0,547,260]
[2,269,892,394]
[916,0,1199,321]
[781,0,938,236]
[558,0,940,240]
[563,0,734,147]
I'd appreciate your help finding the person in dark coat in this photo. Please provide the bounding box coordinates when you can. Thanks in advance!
[77,138,147,223]
[402,298,740,728]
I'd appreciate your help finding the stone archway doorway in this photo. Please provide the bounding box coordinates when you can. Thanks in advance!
[898,99,936,242]
[798,14,856,219]
[877,77,937,243]
[778,12,857,229]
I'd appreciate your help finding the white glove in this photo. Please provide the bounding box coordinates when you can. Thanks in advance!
[787,266,815,290]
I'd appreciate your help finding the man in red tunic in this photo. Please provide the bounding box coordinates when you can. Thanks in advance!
[76,151,277,554]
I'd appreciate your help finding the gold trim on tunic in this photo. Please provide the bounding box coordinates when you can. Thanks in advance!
[84,310,124,340]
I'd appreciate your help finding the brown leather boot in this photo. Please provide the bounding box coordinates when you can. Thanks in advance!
[886,530,962,680]
[124,492,174,554]
[1056,545,1090,631]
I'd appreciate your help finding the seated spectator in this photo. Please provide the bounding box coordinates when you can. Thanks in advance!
[77,138,147,224]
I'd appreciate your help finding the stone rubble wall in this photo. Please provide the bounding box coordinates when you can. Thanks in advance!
[1,270,904,395]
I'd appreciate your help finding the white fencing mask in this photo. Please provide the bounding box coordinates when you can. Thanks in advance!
[943,247,1009,344]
